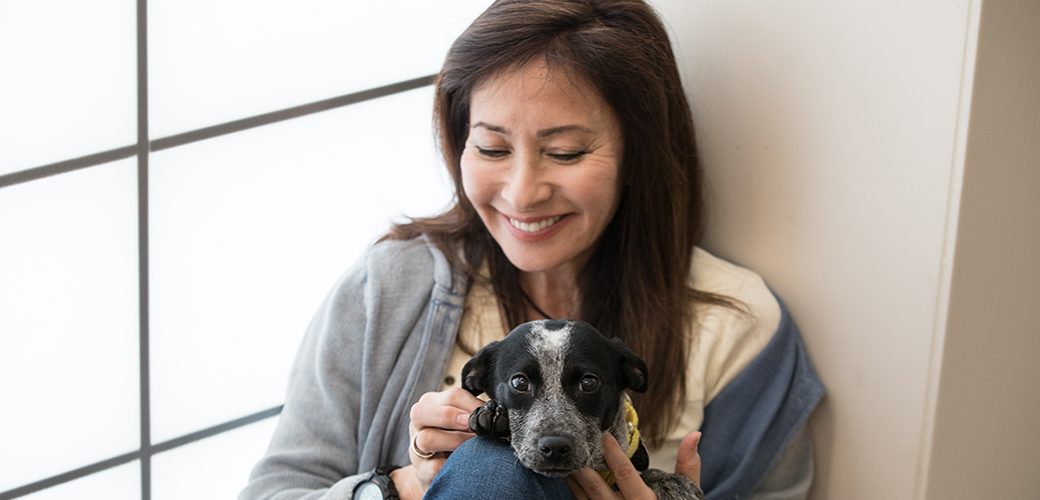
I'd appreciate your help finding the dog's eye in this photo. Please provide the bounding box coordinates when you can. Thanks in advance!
[511,375,530,391]
[579,375,600,392]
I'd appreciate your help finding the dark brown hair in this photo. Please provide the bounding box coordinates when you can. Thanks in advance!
[385,0,731,447]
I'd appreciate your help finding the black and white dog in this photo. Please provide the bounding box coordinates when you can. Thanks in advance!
[462,319,704,500]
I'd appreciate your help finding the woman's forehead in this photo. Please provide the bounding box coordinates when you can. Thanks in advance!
[468,58,617,136]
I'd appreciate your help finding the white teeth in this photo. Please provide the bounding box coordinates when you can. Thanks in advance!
[510,216,562,233]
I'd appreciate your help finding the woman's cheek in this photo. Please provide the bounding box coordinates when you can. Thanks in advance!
[459,158,490,207]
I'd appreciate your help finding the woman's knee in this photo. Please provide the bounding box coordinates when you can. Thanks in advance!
[424,437,571,500]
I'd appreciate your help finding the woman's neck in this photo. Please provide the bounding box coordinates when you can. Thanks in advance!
[519,270,582,321]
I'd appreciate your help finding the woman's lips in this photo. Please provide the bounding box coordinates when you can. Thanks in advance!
[501,214,569,242]
[509,215,562,232]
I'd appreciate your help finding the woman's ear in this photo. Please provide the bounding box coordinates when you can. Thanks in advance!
[461,340,500,397]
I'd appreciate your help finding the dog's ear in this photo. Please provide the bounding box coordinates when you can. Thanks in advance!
[461,340,500,397]
[611,339,649,393]
[620,352,649,393]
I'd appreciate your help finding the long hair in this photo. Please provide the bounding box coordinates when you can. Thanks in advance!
[384,0,729,447]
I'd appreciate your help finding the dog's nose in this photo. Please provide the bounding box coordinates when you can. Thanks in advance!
[538,436,572,460]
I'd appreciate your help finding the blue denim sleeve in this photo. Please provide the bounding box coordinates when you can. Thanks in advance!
[698,297,825,500]
[747,423,815,499]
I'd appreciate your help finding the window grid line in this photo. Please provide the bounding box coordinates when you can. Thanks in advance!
[0,406,284,500]
[0,75,436,190]
[0,146,137,189]
[136,0,151,497]
[150,74,437,153]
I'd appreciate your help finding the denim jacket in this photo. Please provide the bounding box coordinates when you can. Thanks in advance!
[239,236,824,500]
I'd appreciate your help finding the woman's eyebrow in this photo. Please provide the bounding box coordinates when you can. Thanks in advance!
[537,125,593,137]
[472,121,509,134]
[470,121,594,138]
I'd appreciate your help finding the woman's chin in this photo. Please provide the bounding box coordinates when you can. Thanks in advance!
[503,255,565,274]
[498,246,590,277]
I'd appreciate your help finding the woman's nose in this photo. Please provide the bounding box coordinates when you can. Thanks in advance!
[501,153,552,210]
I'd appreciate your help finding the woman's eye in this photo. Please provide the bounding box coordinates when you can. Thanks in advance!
[511,375,530,391]
[548,151,587,162]
[579,375,600,392]
[475,146,509,159]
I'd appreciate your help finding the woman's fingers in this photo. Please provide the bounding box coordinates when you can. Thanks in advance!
[569,434,656,499]
[405,388,485,492]
[675,431,702,487]
[566,476,592,500]
[569,468,619,499]
[412,427,475,456]
[407,428,464,490]
[411,455,448,489]
[420,386,484,410]
[601,434,655,499]
[411,388,483,431]
[410,401,470,431]
[390,465,427,500]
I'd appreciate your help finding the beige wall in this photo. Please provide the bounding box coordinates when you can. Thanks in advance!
[649,0,1037,498]
[925,0,1040,498]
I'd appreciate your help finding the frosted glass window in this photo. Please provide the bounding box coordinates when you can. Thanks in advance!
[0,0,136,176]
[152,418,278,500]
[149,0,492,138]
[0,160,141,492]
[22,461,140,500]
[148,87,453,442]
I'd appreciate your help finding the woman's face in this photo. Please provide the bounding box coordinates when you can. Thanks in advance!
[461,59,624,277]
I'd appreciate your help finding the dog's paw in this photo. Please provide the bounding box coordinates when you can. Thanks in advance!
[469,399,510,438]
[640,468,705,500]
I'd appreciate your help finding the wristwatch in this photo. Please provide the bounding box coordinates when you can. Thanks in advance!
[354,465,400,500]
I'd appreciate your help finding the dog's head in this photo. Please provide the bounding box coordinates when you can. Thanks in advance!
[461,319,649,476]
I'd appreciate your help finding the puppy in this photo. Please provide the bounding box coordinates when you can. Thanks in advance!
[461,319,704,500]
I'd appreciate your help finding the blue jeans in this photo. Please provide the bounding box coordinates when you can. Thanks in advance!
[424,437,573,499]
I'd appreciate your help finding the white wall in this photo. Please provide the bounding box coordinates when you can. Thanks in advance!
[925,0,1040,498]
[653,0,1039,499]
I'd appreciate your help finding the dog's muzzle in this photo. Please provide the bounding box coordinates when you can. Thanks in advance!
[537,435,573,463]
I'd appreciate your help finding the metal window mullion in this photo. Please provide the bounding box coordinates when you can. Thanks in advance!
[136,0,151,499]
[0,406,284,500]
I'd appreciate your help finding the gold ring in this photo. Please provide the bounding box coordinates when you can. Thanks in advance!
[410,431,435,459]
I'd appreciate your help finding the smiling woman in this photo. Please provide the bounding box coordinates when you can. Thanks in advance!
[240,1,823,500]
[388,0,731,456]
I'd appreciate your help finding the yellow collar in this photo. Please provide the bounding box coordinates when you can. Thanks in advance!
[598,397,641,485]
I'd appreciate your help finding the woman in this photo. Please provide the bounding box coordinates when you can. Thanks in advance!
[239,1,823,499]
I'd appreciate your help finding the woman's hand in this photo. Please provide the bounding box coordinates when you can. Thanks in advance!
[392,388,483,500]
[568,434,655,499]
[675,430,702,488]
[567,431,702,500]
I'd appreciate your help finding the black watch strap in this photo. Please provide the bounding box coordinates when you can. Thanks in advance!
[371,465,401,499]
